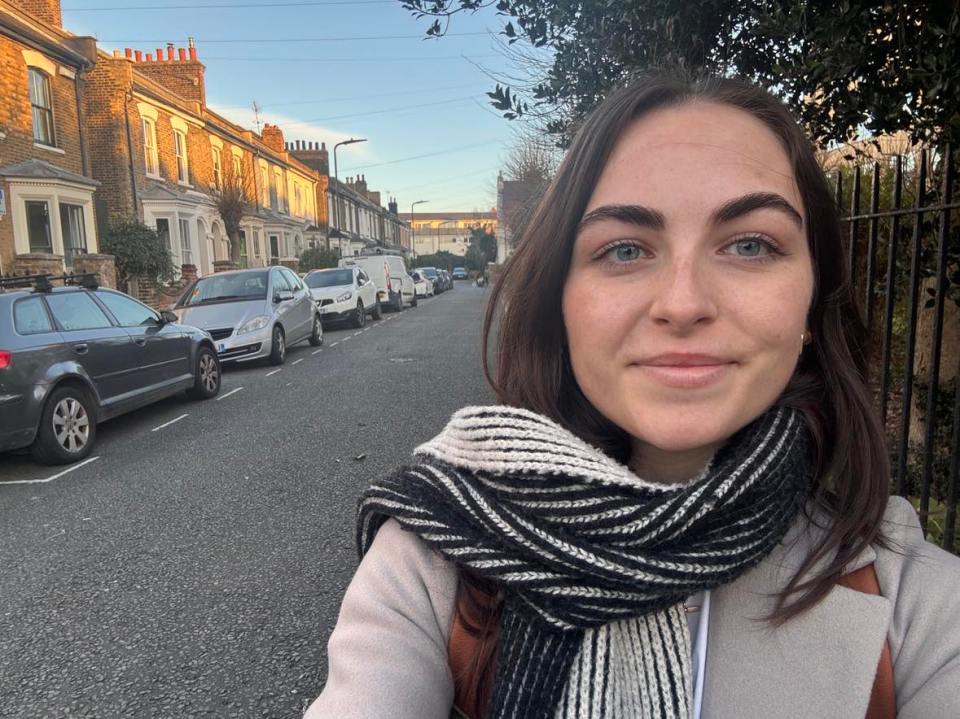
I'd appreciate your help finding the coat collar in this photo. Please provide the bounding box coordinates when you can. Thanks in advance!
[704,505,891,718]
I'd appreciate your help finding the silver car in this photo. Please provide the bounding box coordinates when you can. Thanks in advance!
[174,267,322,365]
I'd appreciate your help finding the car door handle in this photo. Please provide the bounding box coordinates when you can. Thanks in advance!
[72,343,89,354]
[133,338,146,347]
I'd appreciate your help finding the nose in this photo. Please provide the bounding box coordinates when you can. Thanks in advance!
[647,254,719,333]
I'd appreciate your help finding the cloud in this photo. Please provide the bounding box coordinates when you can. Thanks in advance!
[206,102,375,162]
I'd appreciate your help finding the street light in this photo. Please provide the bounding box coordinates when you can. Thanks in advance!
[332,137,367,258]
[410,199,428,260]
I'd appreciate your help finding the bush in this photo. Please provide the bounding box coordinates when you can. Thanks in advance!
[299,247,340,272]
[99,218,176,289]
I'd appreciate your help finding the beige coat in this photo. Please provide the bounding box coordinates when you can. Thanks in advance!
[305,497,960,718]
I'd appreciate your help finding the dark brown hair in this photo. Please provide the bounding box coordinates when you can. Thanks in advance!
[453,73,894,709]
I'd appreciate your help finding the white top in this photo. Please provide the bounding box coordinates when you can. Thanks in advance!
[686,589,712,719]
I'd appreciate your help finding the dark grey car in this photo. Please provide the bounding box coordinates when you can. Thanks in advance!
[0,275,221,465]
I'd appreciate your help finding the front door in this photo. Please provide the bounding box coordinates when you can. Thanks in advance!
[95,290,191,389]
[269,235,280,263]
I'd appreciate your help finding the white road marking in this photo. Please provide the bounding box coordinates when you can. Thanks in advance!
[292,358,303,366]
[151,413,189,432]
[0,456,101,486]
[341,336,351,342]
[312,349,323,355]
[352,332,362,337]
[329,342,339,347]
[216,387,244,401]
[265,369,282,377]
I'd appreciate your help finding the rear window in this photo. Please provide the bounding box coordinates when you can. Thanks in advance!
[13,297,54,335]
[46,292,112,331]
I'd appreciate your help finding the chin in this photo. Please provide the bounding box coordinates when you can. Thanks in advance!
[618,404,743,453]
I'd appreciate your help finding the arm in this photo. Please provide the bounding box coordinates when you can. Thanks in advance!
[304,518,459,719]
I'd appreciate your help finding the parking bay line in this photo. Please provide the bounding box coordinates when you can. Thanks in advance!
[329,342,339,347]
[0,455,100,486]
[216,387,244,401]
[292,358,303,366]
[151,413,189,432]
[312,349,323,355]
[265,369,282,377]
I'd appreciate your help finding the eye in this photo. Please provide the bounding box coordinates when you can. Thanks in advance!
[596,241,646,265]
[722,235,785,262]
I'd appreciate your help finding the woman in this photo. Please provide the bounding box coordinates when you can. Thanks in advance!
[305,75,960,718]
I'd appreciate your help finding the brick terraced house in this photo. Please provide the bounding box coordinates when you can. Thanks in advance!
[85,42,320,278]
[0,0,114,284]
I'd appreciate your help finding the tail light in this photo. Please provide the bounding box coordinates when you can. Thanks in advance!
[0,351,11,370]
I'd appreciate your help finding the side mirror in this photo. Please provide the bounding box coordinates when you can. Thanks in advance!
[160,310,178,324]
[276,290,294,302]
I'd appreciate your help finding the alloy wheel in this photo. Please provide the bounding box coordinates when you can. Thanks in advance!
[200,353,219,393]
[52,397,90,453]
[276,330,285,360]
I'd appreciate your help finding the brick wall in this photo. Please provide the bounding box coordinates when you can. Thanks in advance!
[17,0,62,28]
[134,53,205,107]
[83,57,138,221]
[0,33,87,271]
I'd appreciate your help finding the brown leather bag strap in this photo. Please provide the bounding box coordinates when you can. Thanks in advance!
[837,563,897,719]
[449,564,896,719]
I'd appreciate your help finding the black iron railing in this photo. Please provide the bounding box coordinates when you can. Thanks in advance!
[832,145,959,551]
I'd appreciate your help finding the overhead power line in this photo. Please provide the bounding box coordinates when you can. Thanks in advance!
[66,0,392,9]
[203,53,498,63]
[341,139,501,173]
[99,31,490,43]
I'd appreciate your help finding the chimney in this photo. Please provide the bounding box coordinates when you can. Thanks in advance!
[18,0,62,28]
[261,123,285,153]
[134,42,207,106]
[135,50,143,62]
[388,199,398,215]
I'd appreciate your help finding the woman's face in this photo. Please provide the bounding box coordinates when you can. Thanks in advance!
[562,101,814,482]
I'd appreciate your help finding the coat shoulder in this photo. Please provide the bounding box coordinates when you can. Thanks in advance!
[875,496,960,718]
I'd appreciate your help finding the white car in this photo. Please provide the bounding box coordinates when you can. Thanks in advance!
[411,270,434,298]
[339,252,417,311]
[304,267,381,328]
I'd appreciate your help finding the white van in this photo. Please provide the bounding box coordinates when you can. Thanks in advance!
[338,252,417,311]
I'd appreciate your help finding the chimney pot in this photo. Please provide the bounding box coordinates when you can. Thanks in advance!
[135,50,143,62]
[167,45,175,62]
[178,48,187,61]
[188,46,198,61]
[124,48,133,59]
[156,48,163,61]
[113,49,121,58]
[146,53,153,62]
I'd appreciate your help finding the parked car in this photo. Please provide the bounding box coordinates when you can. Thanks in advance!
[411,271,434,298]
[174,267,322,366]
[339,253,417,311]
[417,266,443,294]
[304,267,381,328]
[439,269,453,291]
[0,273,221,465]
[452,266,468,280]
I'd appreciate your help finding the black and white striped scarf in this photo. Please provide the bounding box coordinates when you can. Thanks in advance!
[357,404,813,718]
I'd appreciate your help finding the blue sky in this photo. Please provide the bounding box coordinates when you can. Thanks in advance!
[63,0,525,212]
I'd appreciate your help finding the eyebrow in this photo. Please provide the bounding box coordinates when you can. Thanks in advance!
[577,192,804,234]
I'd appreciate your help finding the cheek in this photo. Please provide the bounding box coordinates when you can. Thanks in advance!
[562,270,634,370]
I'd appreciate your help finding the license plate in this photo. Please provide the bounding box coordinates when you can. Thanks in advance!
[218,342,226,353]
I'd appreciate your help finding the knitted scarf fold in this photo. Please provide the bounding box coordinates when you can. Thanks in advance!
[357,404,813,718]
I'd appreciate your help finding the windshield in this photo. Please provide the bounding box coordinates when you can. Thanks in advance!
[178,271,269,307]
[305,270,353,288]
[420,268,439,278]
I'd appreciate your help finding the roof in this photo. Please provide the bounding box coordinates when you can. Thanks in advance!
[0,159,99,187]
[139,182,206,204]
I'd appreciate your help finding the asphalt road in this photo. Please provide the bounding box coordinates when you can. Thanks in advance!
[0,283,494,718]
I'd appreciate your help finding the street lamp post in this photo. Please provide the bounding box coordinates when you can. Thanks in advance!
[410,199,428,260]
[332,137,367,258]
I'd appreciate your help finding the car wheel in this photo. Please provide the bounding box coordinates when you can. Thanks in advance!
[269,325,286,365]
[412,293,418,308]
[187,346,221,400]
[308,314,324,346]
[371,301,382,320]
[30,385,97,465]
[394,292,403,312]
[352,300,365,328]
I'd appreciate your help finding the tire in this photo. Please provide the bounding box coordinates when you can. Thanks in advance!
[371,301,382,320]
[394,292,403,312]
[308,314,324,346]
[351,300,365,328]
[411,293,418,308]
[269,325,286,365]
[187,346,221,400]
[30,385,97,465]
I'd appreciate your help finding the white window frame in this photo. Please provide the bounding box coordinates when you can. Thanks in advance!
[174,129,189,185]
[274,168,285,213]
[27,67,56,148]
[142,117,159,177]
[7,179,98,258]
[211,146,222,189]
[178,217,193,266]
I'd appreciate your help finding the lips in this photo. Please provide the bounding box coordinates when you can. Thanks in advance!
[634,354,736,389]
